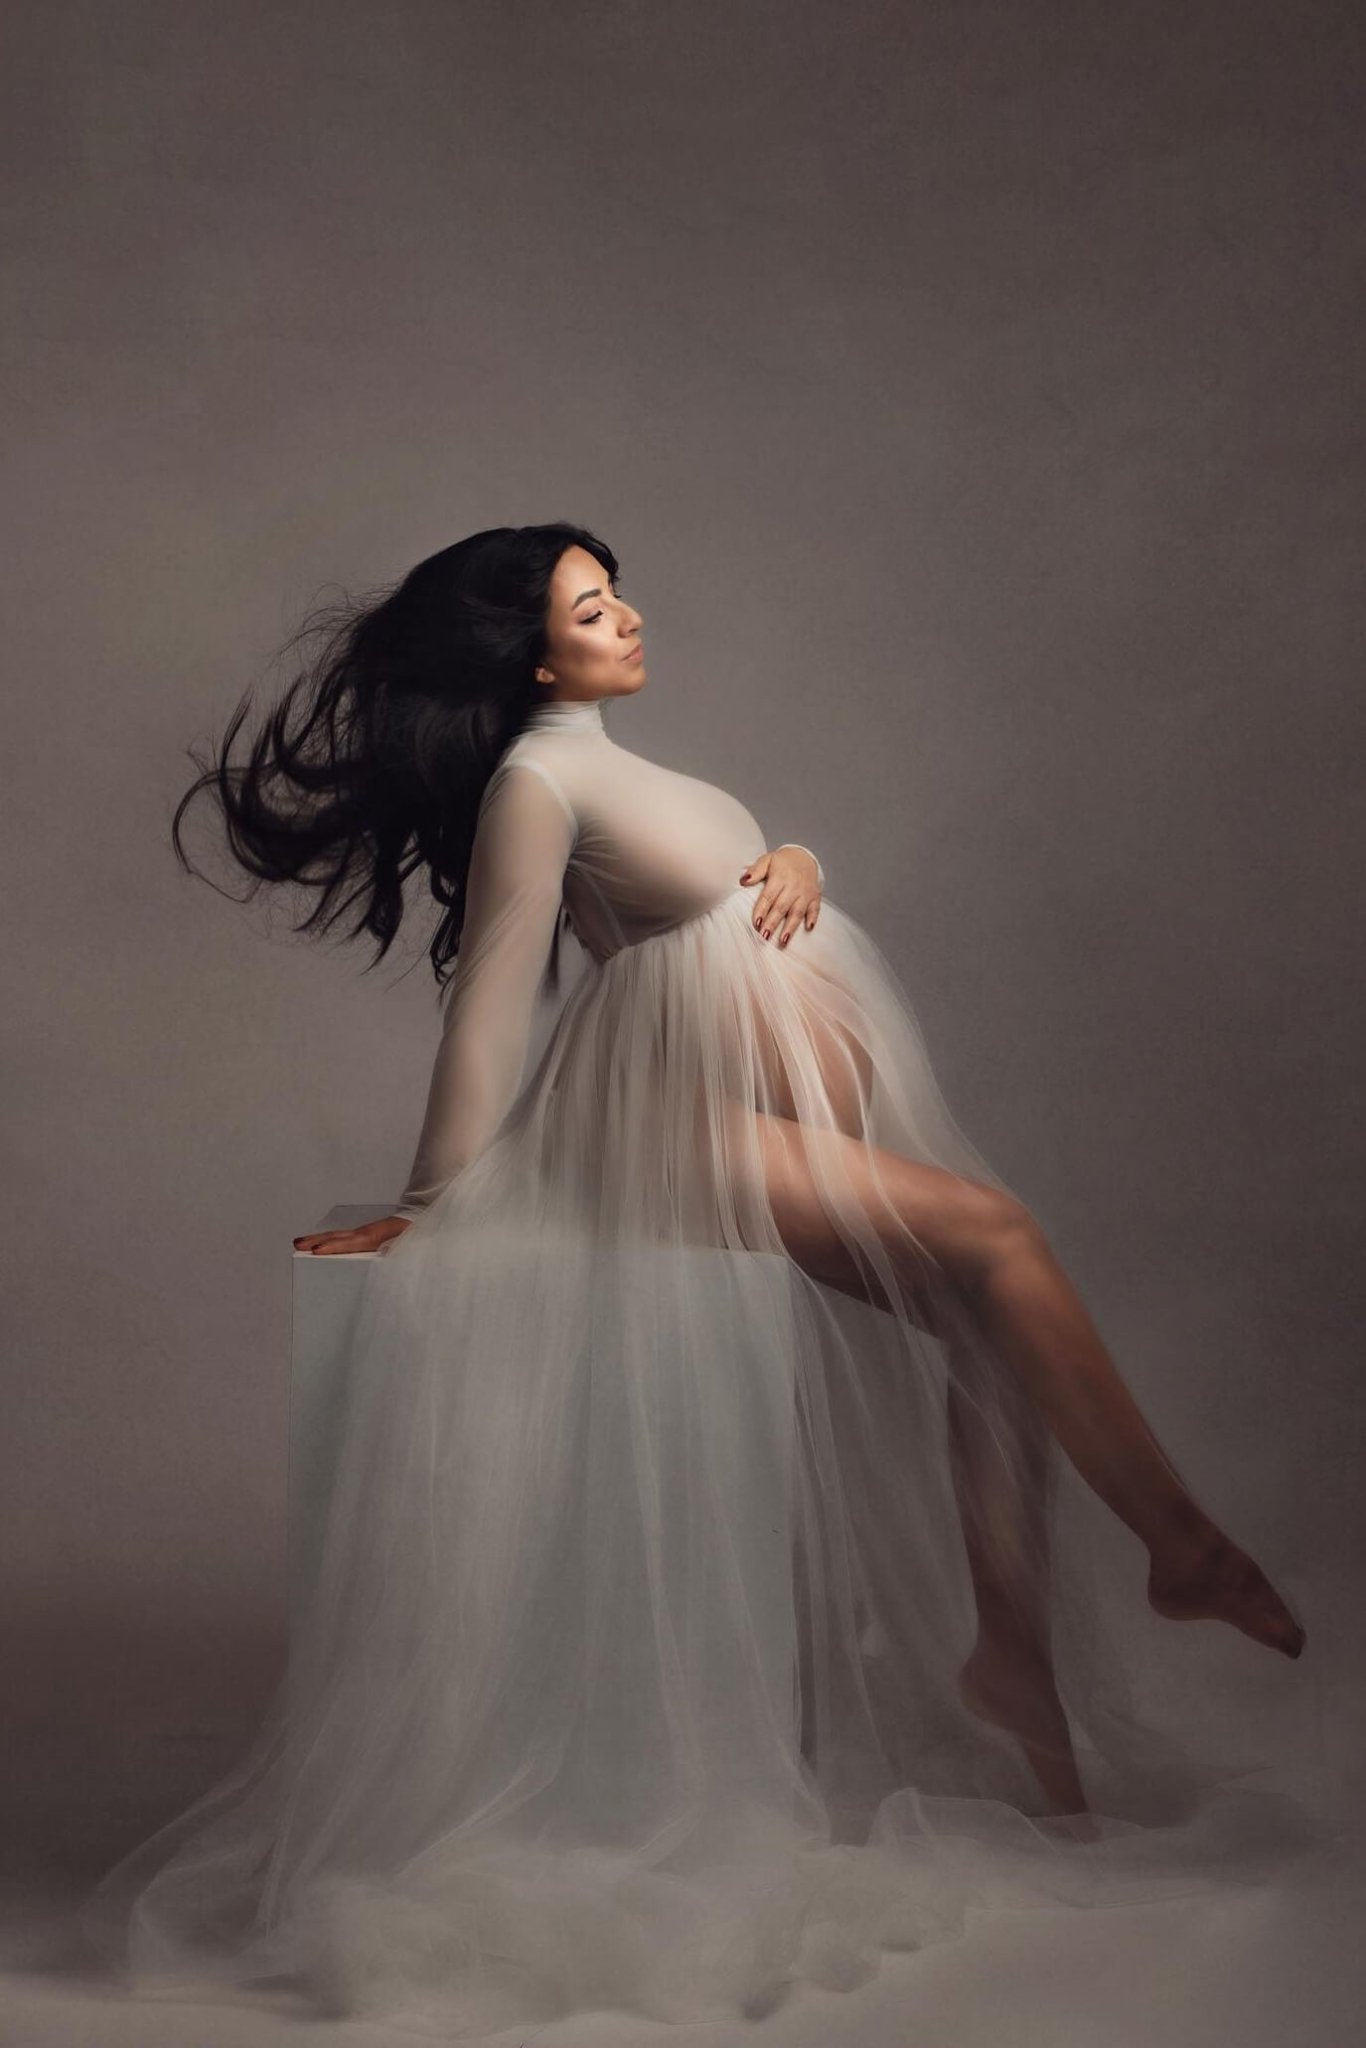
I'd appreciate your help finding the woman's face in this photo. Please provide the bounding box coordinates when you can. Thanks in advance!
[534,545,645,703]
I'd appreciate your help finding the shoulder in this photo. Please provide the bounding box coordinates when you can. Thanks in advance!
[482,744,578,836]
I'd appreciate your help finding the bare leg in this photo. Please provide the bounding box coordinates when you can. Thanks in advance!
[724,1035,1088,1803]
[811,1245,1090,1812]
[965,1223,1304,1658]
[742,1106,1304,1663]
[944,1347,1090,1813]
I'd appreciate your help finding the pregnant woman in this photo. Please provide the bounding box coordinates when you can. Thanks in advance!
[82,523,1310,2035]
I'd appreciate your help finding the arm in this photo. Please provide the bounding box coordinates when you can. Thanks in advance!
[393,759,577,1219]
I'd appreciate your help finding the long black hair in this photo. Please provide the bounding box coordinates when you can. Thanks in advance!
[171,521,618,991]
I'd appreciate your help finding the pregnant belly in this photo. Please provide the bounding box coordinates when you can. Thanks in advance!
[527,884,876,1252]
[697,884,877,1137]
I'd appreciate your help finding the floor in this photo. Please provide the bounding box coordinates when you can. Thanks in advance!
[7,1579,1360,2047]
[1,1827,1361,2048]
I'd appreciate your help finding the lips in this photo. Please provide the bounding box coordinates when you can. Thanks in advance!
[624,645,644,661]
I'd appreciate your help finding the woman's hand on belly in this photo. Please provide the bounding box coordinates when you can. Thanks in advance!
[738,845,823,946]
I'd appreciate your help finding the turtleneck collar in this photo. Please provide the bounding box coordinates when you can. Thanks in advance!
[524,694,607,736]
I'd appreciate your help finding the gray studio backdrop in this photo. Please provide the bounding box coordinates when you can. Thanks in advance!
[3,0,1361,1859]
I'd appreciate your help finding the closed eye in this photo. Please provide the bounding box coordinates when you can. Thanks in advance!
[579,582,623,626]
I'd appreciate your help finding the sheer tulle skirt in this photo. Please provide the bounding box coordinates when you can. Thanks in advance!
[81,881,1327,2033]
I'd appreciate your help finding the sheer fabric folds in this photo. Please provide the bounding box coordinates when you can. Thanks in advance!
[82,696,1326,2035]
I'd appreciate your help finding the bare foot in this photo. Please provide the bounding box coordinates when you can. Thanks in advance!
[1148,1531,1305,1658]
[958,1635,1090,1817]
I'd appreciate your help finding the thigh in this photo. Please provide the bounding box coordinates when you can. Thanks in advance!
[725,1099,1020,1325]
[749,976,874,1134]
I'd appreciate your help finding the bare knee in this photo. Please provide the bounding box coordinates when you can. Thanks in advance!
[957,1187,1046,1294]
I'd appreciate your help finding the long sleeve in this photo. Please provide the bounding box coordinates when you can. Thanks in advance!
[393,760,577,1219]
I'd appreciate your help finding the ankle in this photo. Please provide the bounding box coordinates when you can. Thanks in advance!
[1146,1505,1227,1583]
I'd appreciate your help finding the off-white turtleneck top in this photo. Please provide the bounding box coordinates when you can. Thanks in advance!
[394,693,827,1216]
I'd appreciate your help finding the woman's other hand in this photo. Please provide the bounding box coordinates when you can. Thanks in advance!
[293,1216,413,1255]
[739,846,822,946]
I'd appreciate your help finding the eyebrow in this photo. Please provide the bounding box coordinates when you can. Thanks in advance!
[572,580,616,609]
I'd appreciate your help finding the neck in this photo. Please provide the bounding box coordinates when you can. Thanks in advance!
[524,694,607,736]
